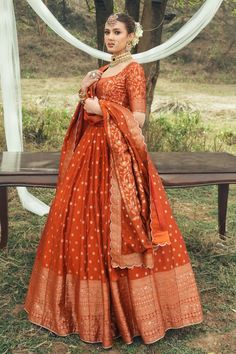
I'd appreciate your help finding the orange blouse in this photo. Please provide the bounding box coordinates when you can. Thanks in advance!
[96,61,146,113]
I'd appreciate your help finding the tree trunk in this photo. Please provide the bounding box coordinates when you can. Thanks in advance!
[94,0,113,67]
[125,0,140,21]
[125,0,140,55]
[138,0,168,144]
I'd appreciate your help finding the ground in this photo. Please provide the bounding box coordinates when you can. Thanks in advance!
[1,2,236,351]
[21,75,236,144]
[0,78,236,353]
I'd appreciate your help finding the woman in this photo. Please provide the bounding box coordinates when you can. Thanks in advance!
[24,12,203,349]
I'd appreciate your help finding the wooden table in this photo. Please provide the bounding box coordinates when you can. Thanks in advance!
[1,151,236,249]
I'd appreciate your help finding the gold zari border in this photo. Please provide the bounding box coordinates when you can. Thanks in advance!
[24,262,203,348]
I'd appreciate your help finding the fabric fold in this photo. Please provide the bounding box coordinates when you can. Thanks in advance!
[24,63,203,349]
[56,83,171,270]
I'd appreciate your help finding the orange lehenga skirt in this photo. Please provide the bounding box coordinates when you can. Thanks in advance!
[24,92,203,348]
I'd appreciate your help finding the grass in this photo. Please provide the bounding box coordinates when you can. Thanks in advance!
[17,75,236,157]
[0,78,236,353]
[0,183,236,353]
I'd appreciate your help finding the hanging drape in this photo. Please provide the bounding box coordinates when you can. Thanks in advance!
[26,0,223,62]
[0,0,223,215]
[0,0,49,215]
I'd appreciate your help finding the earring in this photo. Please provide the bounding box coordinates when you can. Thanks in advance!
[126,41,132,51]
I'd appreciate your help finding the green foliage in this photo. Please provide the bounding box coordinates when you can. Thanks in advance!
[20,105,236,154]
[146,109,208,152]
[172,0,202,11]
[212,128,236,152]
[219,128,236,146]
[22,104,210,153]
[0,183,236,352]
[22,106,71,149]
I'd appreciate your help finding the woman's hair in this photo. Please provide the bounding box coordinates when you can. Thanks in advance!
[106,13,136,34]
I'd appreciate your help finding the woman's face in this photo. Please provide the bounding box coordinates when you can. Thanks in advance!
[104,20,134,55]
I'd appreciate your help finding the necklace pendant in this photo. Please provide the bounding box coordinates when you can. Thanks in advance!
[109,51,132,68]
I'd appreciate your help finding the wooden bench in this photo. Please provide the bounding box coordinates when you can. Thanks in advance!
[1,151,236,249]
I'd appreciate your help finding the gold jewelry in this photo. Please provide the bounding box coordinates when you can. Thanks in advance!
[89,71,96,79]
[106,13,119,26]
[78,88,86,97]
[78,88,86,104]
[125,41,132,51]
[109,51,132,67]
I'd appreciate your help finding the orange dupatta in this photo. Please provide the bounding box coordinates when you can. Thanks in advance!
[57,75,171,269]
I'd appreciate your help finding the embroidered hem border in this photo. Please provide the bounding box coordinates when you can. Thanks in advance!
[24,262,203,348]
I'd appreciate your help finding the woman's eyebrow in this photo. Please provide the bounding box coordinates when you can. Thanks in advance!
[105,28,121,31]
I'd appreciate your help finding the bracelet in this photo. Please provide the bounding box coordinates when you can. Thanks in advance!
[78,88,86,97]
[78,88,86,105]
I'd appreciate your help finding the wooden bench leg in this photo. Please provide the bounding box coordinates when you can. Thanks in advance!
[0,186,8,249]
[218,184,229,237]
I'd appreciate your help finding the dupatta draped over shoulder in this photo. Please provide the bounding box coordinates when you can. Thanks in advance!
[24,62,203,347]
[58,62,171,269]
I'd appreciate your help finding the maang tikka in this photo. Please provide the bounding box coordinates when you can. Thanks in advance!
[106,13,119,26]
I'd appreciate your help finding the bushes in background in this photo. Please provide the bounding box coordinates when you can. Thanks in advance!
[0,104,235,153]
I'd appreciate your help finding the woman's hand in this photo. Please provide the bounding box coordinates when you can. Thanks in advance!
[84,96,103,116]
[81,70,102,91]
[133,111,146,128]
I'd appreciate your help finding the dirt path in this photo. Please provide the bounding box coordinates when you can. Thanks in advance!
[152,79,236,125]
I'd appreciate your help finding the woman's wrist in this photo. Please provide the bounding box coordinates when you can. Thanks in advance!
[80,81,87,92]
[78,87,86,104]
[81,85,87,92]
[95,100,103,115]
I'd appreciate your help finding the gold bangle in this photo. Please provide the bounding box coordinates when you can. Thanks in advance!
[78,88,86,98]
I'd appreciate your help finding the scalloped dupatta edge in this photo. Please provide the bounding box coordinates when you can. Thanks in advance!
[99,99,171,269]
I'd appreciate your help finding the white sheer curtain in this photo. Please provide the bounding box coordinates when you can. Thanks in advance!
[0,0,223,215]
[26,0,223,62]
[0,0,49,215]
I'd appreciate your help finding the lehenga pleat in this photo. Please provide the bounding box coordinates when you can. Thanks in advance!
[24,62,203,349]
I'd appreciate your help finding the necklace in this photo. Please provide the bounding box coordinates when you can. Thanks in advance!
[109,51,132,67]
